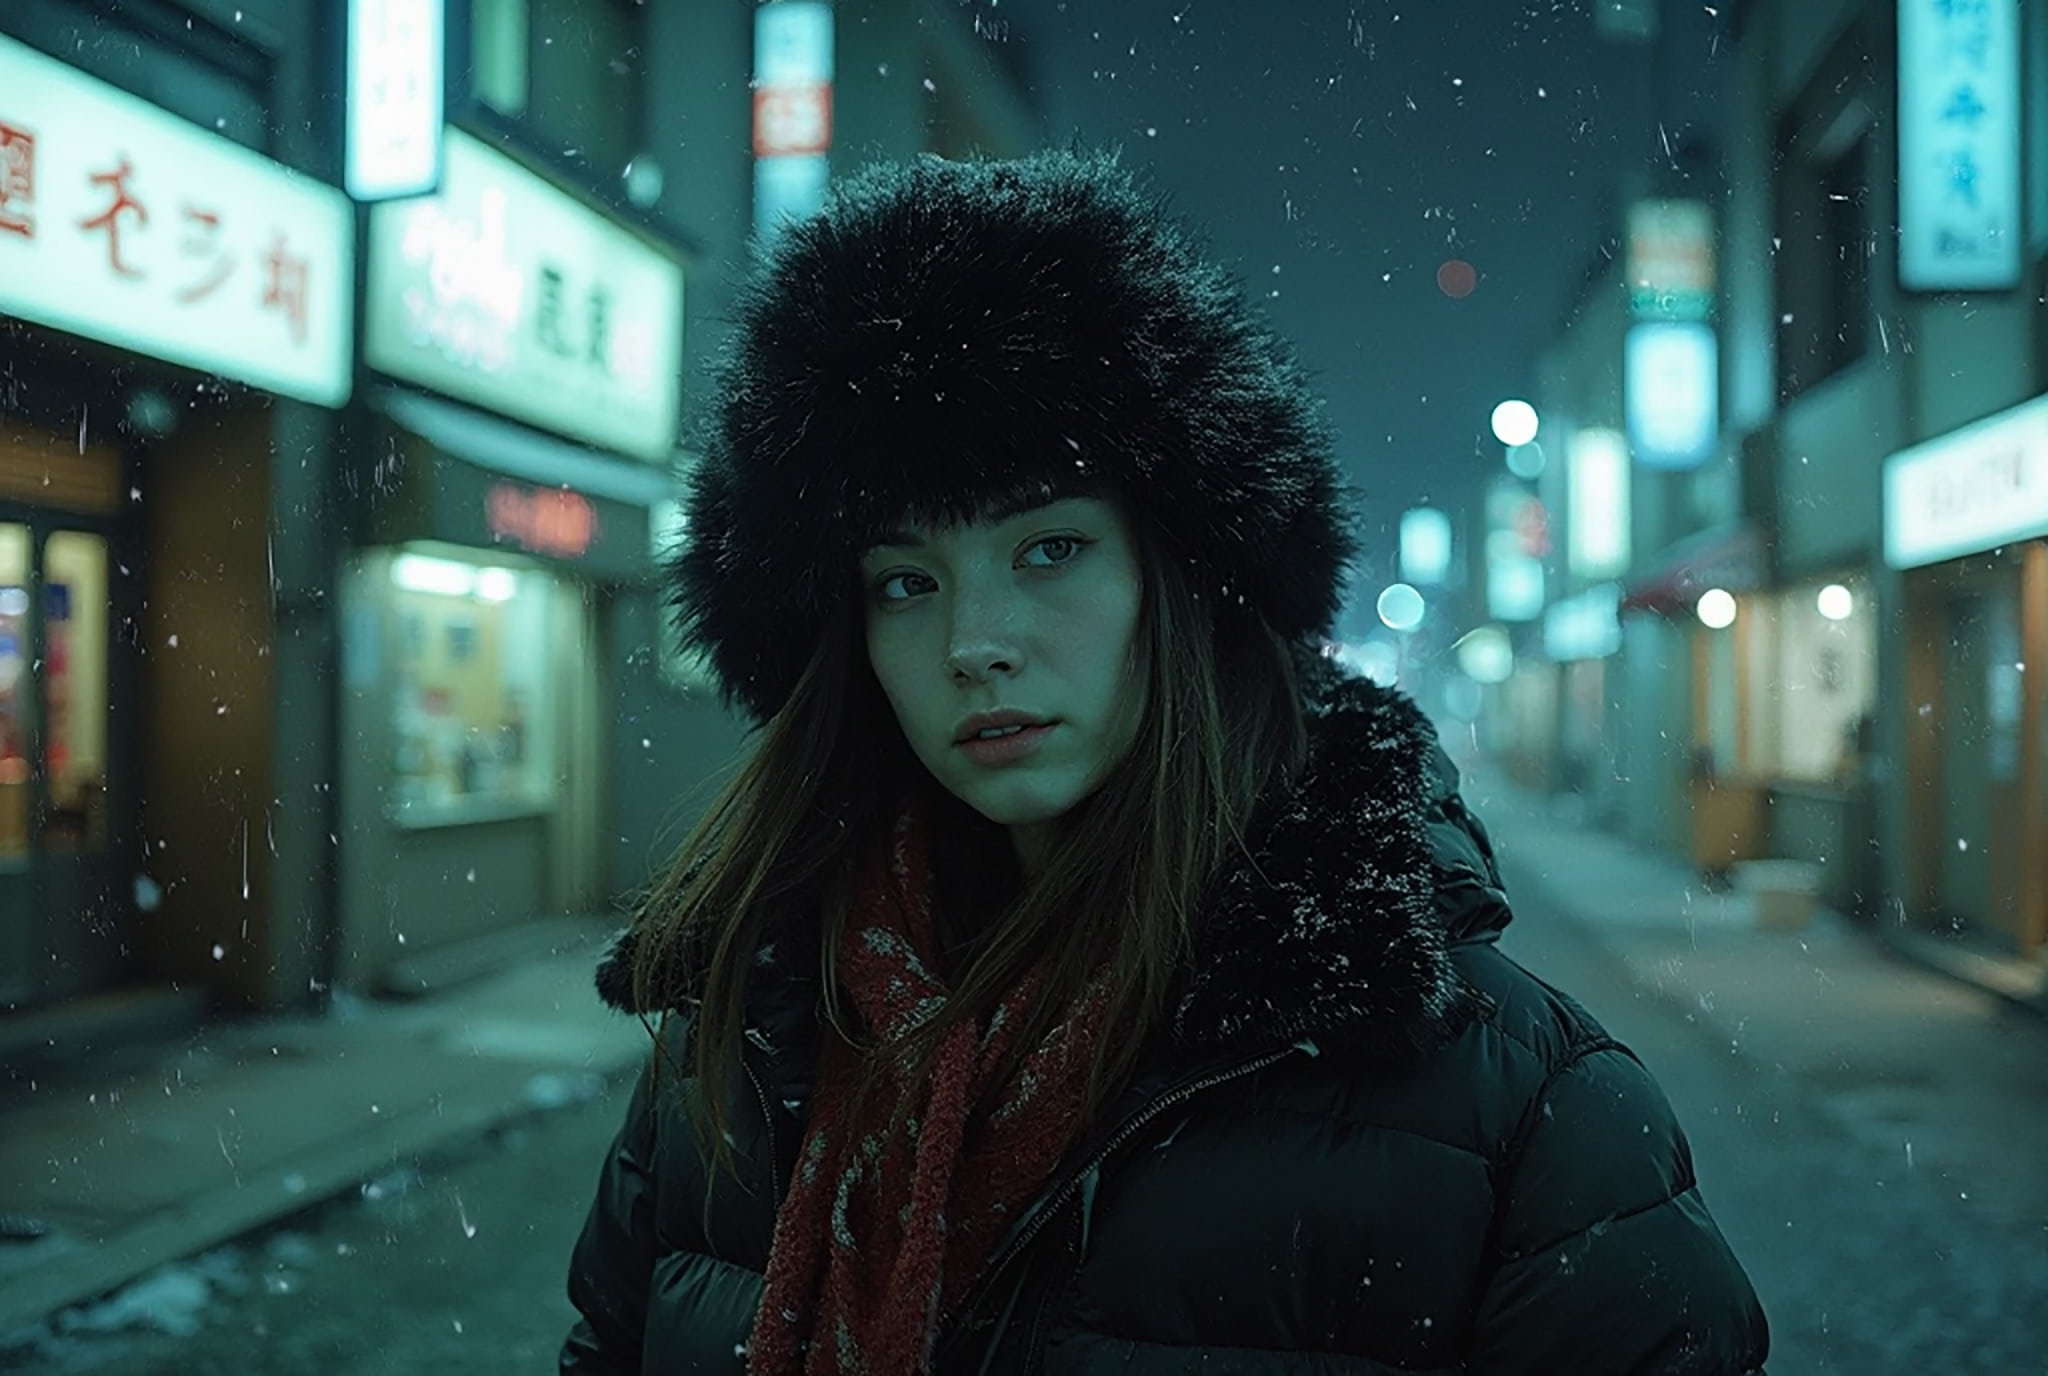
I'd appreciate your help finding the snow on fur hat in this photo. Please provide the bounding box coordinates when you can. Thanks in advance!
[671,148,1360,723]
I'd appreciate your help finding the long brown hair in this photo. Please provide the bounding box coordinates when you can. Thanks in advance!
[631,510,1309,1185]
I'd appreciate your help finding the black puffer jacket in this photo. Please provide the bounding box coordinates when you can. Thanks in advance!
[562,675,1769,1374]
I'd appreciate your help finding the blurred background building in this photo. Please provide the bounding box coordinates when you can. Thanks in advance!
[0,0,1039,1027]
[1476,0,2048,995]
[3,0,2046,1036]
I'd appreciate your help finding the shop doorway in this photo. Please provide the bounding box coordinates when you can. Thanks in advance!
[0,516,115,1006]
[1937,591,1999,928]
[1910,546,2047,957]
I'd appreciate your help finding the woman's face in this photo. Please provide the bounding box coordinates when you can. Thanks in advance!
[860,497,1147,864]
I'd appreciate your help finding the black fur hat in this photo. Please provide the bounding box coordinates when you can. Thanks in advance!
[672,148,1360,723]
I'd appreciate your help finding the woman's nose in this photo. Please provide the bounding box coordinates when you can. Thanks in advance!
[943,584,1024,681]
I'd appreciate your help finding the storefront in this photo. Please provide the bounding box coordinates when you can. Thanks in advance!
[338,126,686,992]
[1491,659,1559,792]
[1541,583,1624,807]
[1620,522,1767,873]
[1732,572,1879,910]
[0,34,352,1010]
[1885,393,2048,961]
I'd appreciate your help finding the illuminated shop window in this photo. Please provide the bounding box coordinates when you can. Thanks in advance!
[0,526,106,858]
[387,547,557,823]
[0,524,25,861]
[1741,576,1878,785]
[41,530,108,854]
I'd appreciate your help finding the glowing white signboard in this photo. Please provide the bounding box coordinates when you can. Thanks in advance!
[1567,428,1631,578]
[0,35,354,406]
[1898,0,2021,291]
[1625,322,1718,470]
[364,129,685,462]
[1884,390,2048,569]
[347,0,446,201]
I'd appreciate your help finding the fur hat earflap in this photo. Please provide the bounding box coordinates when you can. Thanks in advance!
[673,147,1360,722]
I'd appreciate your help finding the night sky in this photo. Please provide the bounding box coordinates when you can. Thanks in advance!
[979,0,1725,606]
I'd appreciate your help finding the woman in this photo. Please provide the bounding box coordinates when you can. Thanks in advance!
[562,150,1769,1375]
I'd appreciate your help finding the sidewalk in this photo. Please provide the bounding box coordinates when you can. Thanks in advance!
[1460,765,2048,1210]
[1462,764,2048,1024]
[0,916,645,1340]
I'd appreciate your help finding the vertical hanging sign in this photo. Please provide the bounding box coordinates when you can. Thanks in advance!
[1898,0,2021,291]
[752,1,834,242]
[1625,199,1715,321]
[347,0,445,202]
[1625,321,1719,470]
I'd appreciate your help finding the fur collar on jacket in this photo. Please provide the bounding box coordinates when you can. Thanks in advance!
[595,663,1498,1065]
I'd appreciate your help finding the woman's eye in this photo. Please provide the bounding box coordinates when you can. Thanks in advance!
[1021,536,1084,568]
[874,572,931,602]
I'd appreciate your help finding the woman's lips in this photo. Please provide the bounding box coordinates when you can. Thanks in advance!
[954,722,1056,766]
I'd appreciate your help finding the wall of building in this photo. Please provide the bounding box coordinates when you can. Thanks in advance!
[5,0,347,1009]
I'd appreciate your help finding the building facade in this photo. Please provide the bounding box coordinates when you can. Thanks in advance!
[1522,0,2048,983]
[1,0,1044,1022]
[0,1,352,1014]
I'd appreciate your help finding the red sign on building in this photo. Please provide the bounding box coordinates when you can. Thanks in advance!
[486,482,599,560]
[753,83,833,158]
[0,121,35,237]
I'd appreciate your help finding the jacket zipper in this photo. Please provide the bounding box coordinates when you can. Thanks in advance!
[952,1040,1313,1335]
[742,1029,783,1210]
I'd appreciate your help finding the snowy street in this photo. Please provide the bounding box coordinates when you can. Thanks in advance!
[8,779,2045,1374]
[5,1084,621,1375]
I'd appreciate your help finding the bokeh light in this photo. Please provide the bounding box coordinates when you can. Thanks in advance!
[1817,583,1855,621]
[1696,588,1738,630]
[1331,639,1401,687]
[1377,582,1427,632]
[1442,675,1486,722]
[1490,399,1540,447]
[1454,626,1515,684]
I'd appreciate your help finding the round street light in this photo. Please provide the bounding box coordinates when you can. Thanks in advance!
[1491,399,1540,447]
[1696,588,1737,630]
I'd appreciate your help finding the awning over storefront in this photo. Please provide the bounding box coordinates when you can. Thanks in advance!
[1619,521,1766,616]
[366,388,677,582]
[378,388,677,507]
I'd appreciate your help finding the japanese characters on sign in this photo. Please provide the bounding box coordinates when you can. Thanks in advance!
[0,35,353,406]
[1897,0,2022,292]
[346,0,446,201]
[363,129,685,464]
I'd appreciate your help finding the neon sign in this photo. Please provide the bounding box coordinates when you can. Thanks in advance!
[486,482,599,560]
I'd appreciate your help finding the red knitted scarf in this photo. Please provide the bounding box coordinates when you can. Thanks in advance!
[745,806,1115,1376]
